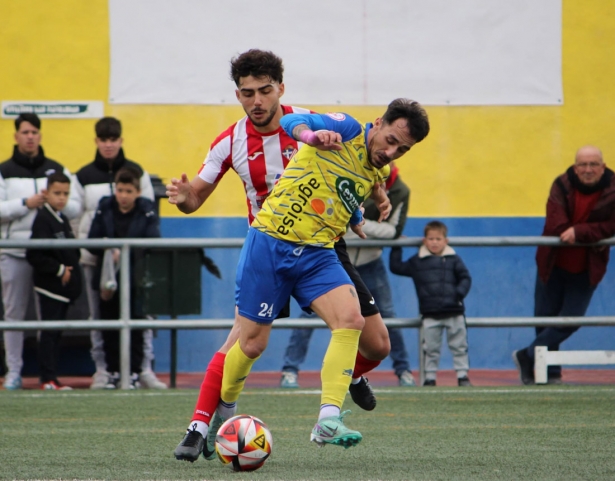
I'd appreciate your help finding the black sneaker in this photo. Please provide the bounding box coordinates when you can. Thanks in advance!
[457,376,472,387]
[512,350,534,385]
[129,373,141,390]
[348,376,376,411]
[547,374,563,385]
[104,372,120,389]
[423,379,436,386]
[174,424,205,462]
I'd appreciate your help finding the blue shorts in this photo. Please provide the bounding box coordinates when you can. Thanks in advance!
[235,228,353,323]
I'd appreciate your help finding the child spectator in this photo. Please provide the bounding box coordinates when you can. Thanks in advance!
[26,172,82,390]
[87,167,160,389]
[389,220,473,387]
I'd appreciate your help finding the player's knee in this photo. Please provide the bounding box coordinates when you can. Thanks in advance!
[240,337,267,359]
[341,312,365,331]
[359,334,390,360]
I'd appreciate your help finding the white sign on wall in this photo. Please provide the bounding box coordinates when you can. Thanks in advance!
[1,101,104,119]
[108,0,562,106]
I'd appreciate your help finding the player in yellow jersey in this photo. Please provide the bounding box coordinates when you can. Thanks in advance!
[219,98,430,448]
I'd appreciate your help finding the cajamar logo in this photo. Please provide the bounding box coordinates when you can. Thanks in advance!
[336,177,365,214]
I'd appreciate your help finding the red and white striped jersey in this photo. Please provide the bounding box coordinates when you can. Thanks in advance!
[198,105,312,224]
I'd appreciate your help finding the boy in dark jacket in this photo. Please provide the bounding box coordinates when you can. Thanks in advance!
[87,167,160,389]
[26,172,82,390]
[390,220,472,387]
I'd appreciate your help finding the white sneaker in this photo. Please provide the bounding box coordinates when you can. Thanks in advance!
[3,372,22,390]
[91,369,110,390]
[139,369,168,389]
[399,370,417,387]
[280,371,299,388]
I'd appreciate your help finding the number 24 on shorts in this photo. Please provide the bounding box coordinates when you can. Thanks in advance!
[258,303,274,317]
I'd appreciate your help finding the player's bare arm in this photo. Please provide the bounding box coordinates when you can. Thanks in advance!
[370,183,391,222]
[167,174,217,214]
[291,124,343,151]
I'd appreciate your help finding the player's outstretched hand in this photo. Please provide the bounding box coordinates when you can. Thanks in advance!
[371,183,391,222]
[300,130,342,151]
[167,173,191,205]
[350,218,367,239]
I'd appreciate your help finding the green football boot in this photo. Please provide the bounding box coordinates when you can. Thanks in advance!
[203,411,225,460]
[310,410,362,449]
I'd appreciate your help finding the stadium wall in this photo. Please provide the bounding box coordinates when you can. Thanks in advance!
[1,1,614,373]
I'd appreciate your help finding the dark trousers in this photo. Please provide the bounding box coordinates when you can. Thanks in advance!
[525,267,596,377]
[100,293,144,374]
[37,294,69,383]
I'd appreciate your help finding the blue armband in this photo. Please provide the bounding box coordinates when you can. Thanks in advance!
[349,208,363,226]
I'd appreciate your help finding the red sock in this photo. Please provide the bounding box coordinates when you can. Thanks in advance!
[353,351,381,379]
[191,351,226,425]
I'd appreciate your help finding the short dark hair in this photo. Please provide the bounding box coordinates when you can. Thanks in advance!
[424,220,447,237]
[95,117,122,139]
[230,49,284,86]
[47,172,71,188]
[15,113,41,131]
[382,99,430,143]
[114,166,141,189]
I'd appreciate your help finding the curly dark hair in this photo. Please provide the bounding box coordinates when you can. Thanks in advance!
[230,49,284,86]
[382,98,430,143]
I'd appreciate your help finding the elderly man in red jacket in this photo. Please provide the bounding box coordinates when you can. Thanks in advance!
[514,145,615,385]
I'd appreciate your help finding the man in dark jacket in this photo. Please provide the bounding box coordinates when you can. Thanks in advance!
[513,145,615,385]
[390,220,472,386]
[26,172,82,390]
[0,113,80,390]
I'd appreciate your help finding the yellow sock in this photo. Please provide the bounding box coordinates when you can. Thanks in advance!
[321,328,361,408]
[221,340,259,403]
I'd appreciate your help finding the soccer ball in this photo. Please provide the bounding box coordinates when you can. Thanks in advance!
[215,414,273,472]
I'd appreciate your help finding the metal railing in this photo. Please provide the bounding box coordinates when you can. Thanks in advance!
[1,236,615,388]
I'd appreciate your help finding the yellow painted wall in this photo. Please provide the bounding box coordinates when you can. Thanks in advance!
[1,0,614,217]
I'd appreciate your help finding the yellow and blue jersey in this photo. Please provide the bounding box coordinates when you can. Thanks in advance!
[252,112,389,248]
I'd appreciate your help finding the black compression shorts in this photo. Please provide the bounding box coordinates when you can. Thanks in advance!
[334,237,380,318]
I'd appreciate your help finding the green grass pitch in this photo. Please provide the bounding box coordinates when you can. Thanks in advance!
[1,386,614,480]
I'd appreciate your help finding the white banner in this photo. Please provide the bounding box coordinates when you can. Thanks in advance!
[2,101,104,119]
[109,0,562,106]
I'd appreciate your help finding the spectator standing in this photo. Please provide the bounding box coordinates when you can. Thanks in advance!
[87,167,160,389]
[280,162,416,387]
[513,146,615,385]
[74,117,166,389]
[0,113,80,390]
[26,173,82,390]
[390,220,473,387]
